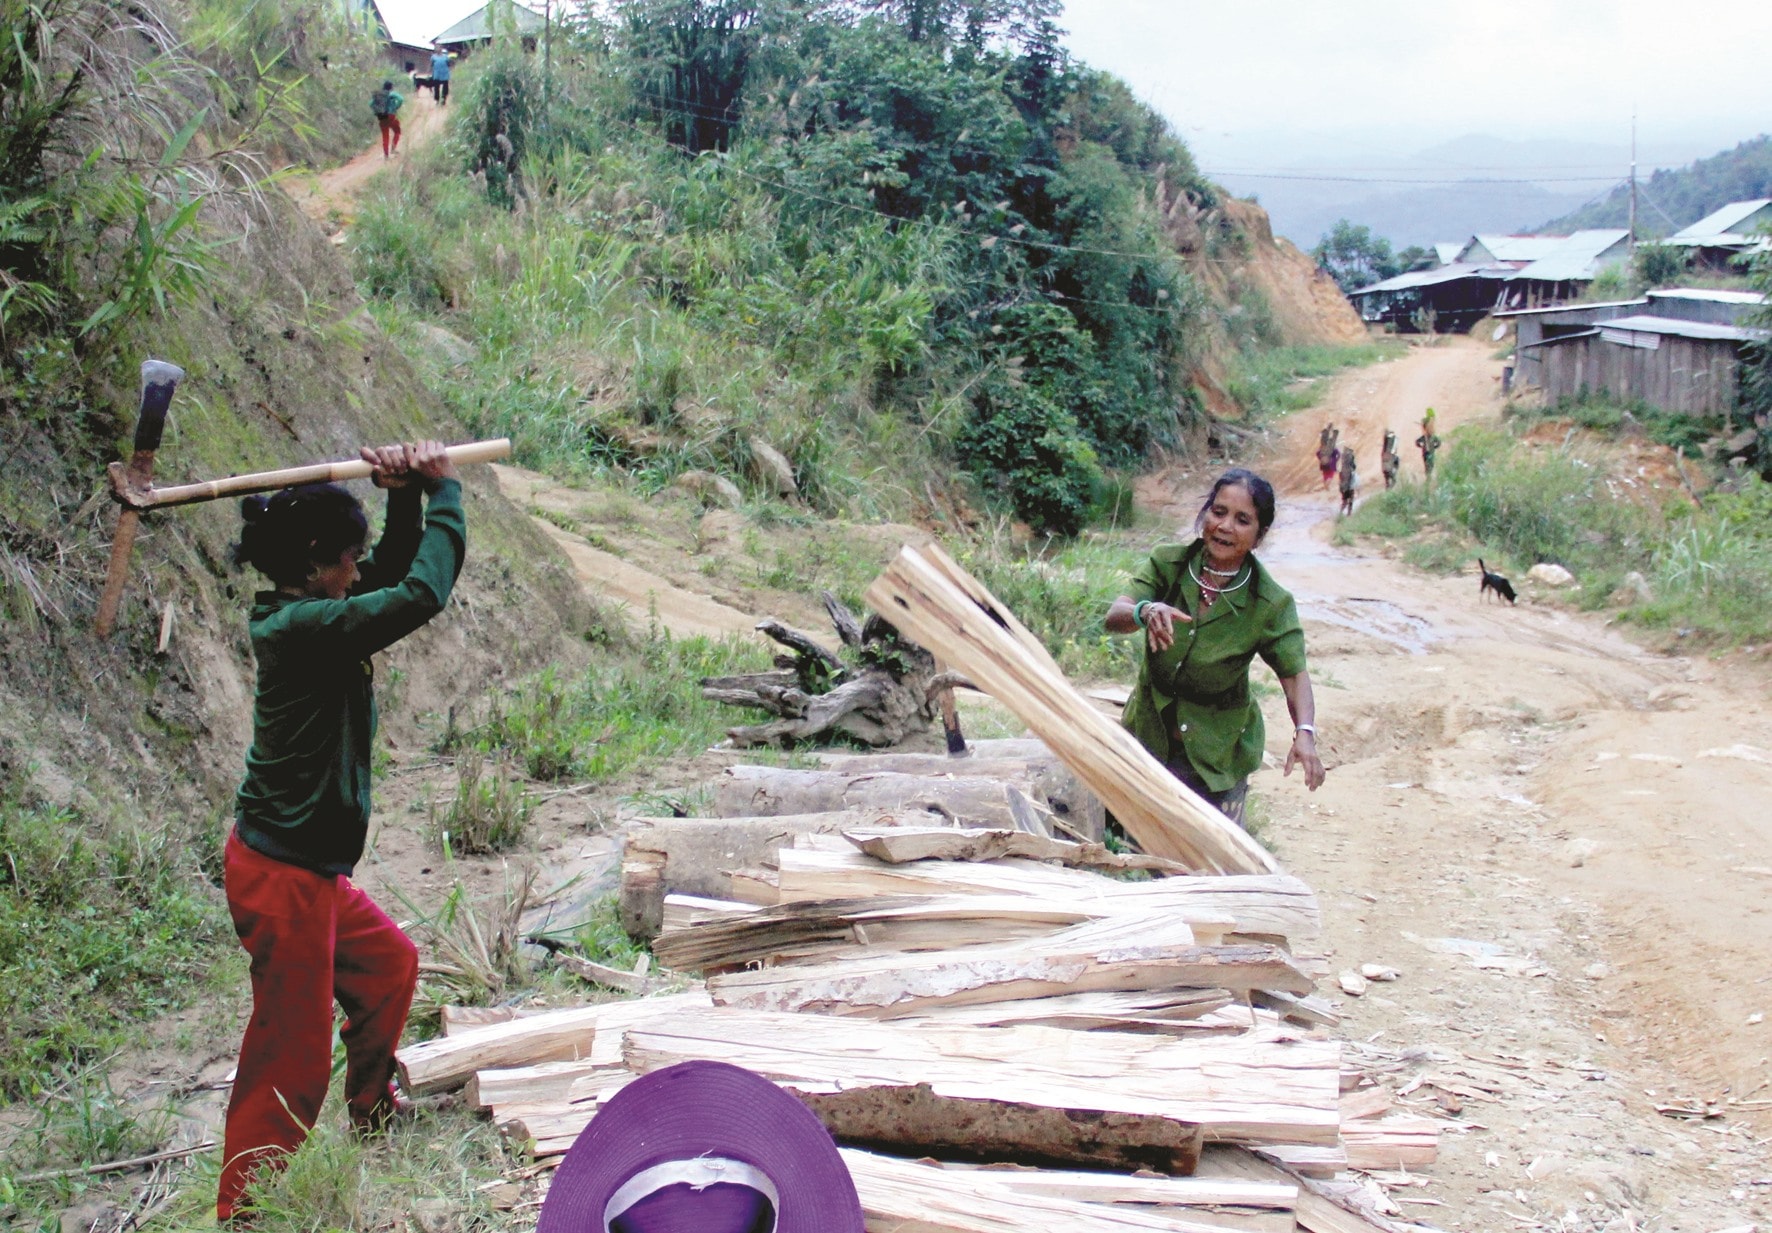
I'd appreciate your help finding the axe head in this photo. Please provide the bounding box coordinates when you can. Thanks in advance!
[133,359,186,456]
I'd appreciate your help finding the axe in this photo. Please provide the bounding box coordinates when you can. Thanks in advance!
[94,359,511,634]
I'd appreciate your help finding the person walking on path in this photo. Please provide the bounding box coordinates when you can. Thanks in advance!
[429,47,452,104]
[1103,469,1326,830]
[371,79,404,158]
[216,442,466,1225]
[1338,446,1358,517]
[1415,409,1442,481]
[1315,424,1340,490]
[1380,430,1400,490]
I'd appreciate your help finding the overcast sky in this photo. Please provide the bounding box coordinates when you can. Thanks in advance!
[378,0,1772,173]
[1059,0,1772,173]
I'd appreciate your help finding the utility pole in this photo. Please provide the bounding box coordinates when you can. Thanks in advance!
[543,0,554,129]
[1628,109,1638,254]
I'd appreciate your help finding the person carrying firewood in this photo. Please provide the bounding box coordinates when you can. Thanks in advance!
[1103,468,1325,831]
[216,441,465,1225]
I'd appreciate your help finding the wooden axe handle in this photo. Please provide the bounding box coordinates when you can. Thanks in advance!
[114,438,512,509]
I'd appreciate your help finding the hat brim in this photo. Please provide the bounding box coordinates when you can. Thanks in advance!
[537,1060,864,1233]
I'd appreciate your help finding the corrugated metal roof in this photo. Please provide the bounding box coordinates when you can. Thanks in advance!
[1669,199,1772,242]
[1494,298,1645,320]
[1347,263,1514,297]
[434,1,546,43]
[1433,242,1463,267]
[1510,229,1631,283]
[1646,288,1768,306]
[1593,315,1769,343]
[1466,234,1570,262]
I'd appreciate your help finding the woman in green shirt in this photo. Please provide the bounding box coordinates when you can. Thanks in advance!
[1104,469,1325,827]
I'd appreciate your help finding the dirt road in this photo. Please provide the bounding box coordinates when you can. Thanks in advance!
[1186,335,1772,1231]
[288,88,449,222]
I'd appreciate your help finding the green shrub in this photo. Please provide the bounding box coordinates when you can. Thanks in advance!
[432,746,532,855]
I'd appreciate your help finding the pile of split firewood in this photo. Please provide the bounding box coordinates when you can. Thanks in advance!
[394,548,1443,1233]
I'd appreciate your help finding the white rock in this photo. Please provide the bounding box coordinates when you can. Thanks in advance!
[1360,963,1400,982]
[1528,562,1576,587]
[1564,838,1600,868]
[747,437,799,499]
[674,469,743,509]
[1339,969,1369,997]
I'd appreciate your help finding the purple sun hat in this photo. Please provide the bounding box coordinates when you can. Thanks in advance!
[536,1060,864,1233]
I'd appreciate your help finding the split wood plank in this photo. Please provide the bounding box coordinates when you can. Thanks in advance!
[622,1008,1343,1153]
[659,893,761,933]
[654,892,1109,972]
[948,1160,1298,1210]
[396,990,712,1095]
[440,1005,523,1035]
[653,887,1237,973]
[1201,1148,1412,1233]
[902,987,1245,1034]
[845,825,1187,874]
[468,1058,617,1110]
[619,810,930,937]
[706,936,1312,1018]
[1340,1116,1439,1170]
[775,849,1320,942]
[864,546,1276,873]
[839,1148,1256,1233]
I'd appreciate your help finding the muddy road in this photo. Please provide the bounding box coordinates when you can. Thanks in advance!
[1159,336,1772,1231]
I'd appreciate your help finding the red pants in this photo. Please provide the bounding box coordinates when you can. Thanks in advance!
[218,830,417,1221]
[378,113,402,156]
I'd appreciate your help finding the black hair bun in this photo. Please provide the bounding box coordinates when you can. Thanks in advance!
[240,494,271,523]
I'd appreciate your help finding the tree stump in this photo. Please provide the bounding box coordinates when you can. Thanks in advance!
[702,593,942,748]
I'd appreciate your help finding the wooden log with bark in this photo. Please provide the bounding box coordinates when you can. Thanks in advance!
[621,1008,1343,1159]
[701,592,943,747]
[844,824,1186,874]
[617,809,947,938]
[864,545,1277,873]
[711,765,1069,834]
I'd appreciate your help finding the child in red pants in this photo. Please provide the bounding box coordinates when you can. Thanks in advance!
[219,442,465,1223]
[371,80,404,158]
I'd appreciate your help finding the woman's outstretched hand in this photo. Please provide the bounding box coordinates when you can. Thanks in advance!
[1142,601,1191,653]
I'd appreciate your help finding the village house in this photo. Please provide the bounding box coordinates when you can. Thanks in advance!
[1348,230,1633,331]
[1499,288,1768,417]
[1661,199,1772,273]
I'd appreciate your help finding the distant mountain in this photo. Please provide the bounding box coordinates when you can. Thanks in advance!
[1538,136,1772,237]
[1277,181,1596,251]
[1216,130,1722,250]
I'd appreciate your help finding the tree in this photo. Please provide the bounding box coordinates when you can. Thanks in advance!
[1632,242,1687,290]
[1394,245,1435,273]
[1313,219,1400,294]
[1741,239,1772,480]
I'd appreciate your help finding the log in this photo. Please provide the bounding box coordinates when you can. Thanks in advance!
[712,766,1044,828]
[702,596,942,747]
[396,990,712,1095]
[706,934,1313,1018]
[839,1149,1253,1233]
[621,1008,1343,1153]
[864,546,1276,873]
[845,825,1186,874]
[618,810,943,937]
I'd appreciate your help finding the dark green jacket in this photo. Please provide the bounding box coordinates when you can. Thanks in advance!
[1121,540,1307,792]
[235,480,465,876]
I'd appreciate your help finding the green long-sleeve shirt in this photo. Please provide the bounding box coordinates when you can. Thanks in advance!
[1120,540,1307,792]
[235,479,466,876]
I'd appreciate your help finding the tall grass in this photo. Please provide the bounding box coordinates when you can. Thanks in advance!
[1341,424,1772,643]
[0,785,226,1100]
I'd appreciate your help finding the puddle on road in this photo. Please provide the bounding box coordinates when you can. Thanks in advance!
[1300,594,1439,654]
[1256,501,1441,654]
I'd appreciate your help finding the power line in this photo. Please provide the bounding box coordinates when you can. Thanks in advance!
[1203,169,1626,186]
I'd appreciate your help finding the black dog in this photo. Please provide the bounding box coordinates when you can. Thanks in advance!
[1478,558,1517,604]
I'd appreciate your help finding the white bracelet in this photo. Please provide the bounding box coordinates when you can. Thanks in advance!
[1295,724,1317,737]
